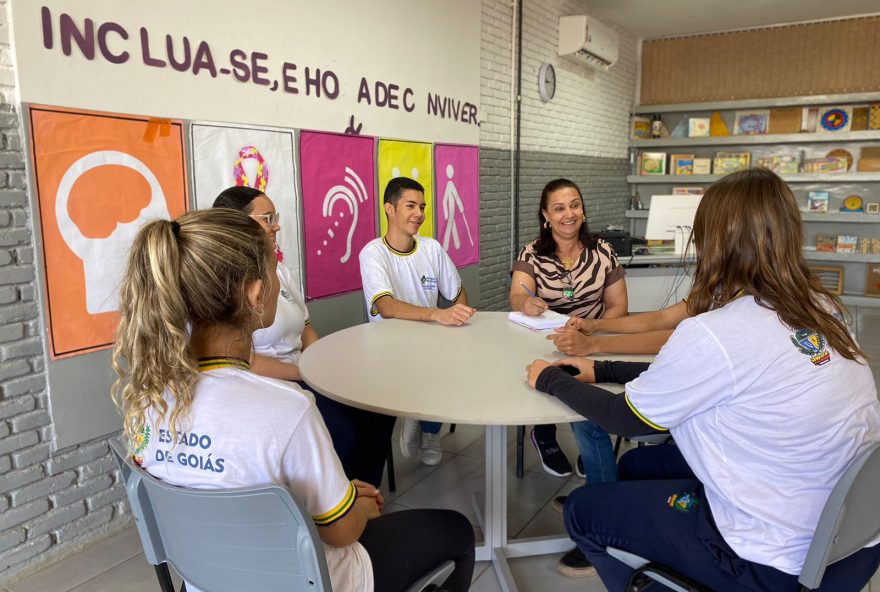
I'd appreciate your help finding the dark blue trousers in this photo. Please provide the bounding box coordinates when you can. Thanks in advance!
[564,444,880,592]
[296,381,397,487]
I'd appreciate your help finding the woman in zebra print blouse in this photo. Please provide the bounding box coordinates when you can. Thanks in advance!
[509,178,628,575]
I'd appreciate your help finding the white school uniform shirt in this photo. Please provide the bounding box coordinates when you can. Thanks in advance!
[136,365,373,592]
[359,236,462,321]
[253,265,310,364]
[625,295,880,574]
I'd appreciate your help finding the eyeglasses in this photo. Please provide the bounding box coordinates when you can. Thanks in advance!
[251,212,280,227]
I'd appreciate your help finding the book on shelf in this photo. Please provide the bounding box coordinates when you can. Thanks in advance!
[768,107,802,134]
[859,238,880,255]
[670,154,695,175]
[806,191,830,213]
[733,110,769,135]
[755,155,798,174]
[867,264,880,297]
[692,158,711,174]
[631,116,651,139]
[507,310,569,331]
[836,235,858,254]
[688,118,710,137]
[815,235,837,252]
[640,152,666,175]
[672,187,704,196]
[713,152,750,175]
[803,157,848,174]
[858,146,880,172]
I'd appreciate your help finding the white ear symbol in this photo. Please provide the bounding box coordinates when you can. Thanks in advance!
[55,151,171,314]
[318,167,368,263]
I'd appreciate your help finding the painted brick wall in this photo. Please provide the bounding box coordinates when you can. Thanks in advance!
[477,0,637,311]
[0,0,638,579]
[0,0,131,580]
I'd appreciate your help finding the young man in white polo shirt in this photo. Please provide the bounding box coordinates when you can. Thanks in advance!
[359,176,475,465]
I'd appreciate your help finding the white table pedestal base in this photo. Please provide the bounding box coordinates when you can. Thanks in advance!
[475,425,576,591]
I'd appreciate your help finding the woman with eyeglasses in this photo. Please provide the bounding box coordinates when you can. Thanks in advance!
[213,187,396,488]
[509,178,628,577]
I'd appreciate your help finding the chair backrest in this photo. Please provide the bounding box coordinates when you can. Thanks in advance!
[798,442,880,589]
[109,438,332,592]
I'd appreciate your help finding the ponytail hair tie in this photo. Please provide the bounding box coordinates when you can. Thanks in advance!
[170,220,181,236]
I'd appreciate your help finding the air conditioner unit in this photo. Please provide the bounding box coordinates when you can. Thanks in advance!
[558,15,619,71]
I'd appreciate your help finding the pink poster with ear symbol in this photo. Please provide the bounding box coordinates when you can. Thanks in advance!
[434,144,479,267]
[300,131,377,299]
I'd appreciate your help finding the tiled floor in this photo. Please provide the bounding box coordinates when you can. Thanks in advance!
[4,424,879,592]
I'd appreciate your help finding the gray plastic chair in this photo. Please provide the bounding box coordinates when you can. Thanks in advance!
[606,442,880,592]
[110,438,455,592]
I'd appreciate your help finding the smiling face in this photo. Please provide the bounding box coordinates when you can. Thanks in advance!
[385,189,426,237]
[248,194,281,243]
[542,186,585,240]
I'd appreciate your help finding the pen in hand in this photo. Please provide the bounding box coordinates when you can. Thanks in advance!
[519,282,547,315]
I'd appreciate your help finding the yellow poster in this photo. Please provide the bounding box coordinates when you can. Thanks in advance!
[377,140,433,237]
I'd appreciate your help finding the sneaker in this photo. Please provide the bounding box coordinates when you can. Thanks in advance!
[558,547,597,578]
[420,432,442,466]
[552,495,567,513]
[576,455,585,479]
[530,428,572,477]
[400,418,421,459]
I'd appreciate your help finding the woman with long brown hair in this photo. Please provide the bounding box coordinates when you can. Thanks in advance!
[112,209,474,592]
[525,168,880,590]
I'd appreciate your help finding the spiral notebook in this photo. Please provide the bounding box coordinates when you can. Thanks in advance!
[507,310,569,331]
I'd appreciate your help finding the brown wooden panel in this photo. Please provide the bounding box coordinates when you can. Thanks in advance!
[641,17,880,105]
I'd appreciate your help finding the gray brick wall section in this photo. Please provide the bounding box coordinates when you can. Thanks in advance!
[478,149,629,311]
[0,2,131,581]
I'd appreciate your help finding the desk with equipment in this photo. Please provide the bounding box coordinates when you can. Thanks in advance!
[618,195,701,312]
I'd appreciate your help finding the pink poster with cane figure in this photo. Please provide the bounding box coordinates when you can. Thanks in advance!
[434,144,479,267]
[300,131,377,299]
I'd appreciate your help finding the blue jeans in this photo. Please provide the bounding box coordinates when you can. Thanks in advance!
[421,421,442,434]
[565,445,880,592]
[570,420,617,484]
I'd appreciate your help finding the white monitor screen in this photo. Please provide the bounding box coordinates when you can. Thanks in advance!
[645,195,702,240]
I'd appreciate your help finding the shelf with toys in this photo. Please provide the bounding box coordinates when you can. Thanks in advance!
[626,93,880,308]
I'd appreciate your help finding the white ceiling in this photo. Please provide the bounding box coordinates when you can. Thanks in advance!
[578,0,880,39]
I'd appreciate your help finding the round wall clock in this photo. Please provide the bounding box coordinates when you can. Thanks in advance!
[538,62,556,102]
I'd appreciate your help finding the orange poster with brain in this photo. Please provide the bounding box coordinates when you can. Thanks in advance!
[30,107,188,359]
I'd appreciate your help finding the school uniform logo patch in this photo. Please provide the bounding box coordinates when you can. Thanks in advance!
[132,425,151,465]
[420,275,438,292]
[667,492,699,513]
[790,329,831,366]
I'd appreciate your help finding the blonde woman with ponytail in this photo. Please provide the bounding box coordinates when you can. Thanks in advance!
[112,209,474,592]
[525,169,880,590]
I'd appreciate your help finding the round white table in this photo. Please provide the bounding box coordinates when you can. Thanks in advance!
[299,311,653,592]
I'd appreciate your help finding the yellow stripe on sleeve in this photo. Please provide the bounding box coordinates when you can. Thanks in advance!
[313,481,357,526]
[369,291,393,317]
[624,393,668,431]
